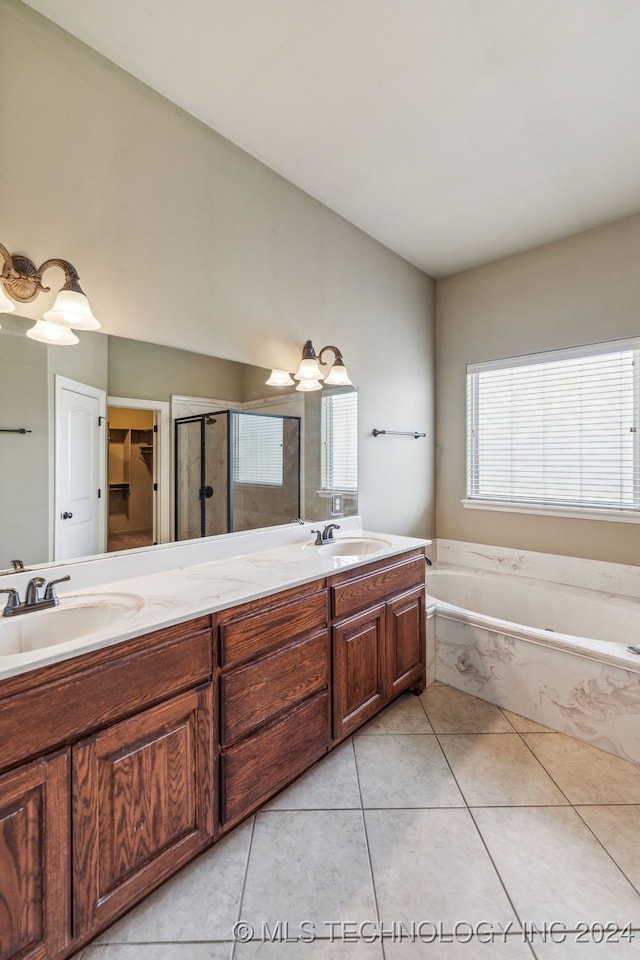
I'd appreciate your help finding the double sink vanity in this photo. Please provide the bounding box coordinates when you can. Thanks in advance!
[0,519,428,960]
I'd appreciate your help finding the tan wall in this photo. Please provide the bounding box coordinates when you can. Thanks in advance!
[435,213,640,565]
[0,0,435,539]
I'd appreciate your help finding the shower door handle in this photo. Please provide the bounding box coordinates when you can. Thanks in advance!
[199,485,214,500]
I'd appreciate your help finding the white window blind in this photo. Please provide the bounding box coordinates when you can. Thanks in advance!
[466,339,640,514]
[233,413,283,486]
[321,392,358,492]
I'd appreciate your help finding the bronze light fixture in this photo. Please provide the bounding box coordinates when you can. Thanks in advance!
[0,241,100,345]
[267,340,352,391]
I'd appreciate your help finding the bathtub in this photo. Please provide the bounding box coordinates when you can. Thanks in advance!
[427,566,640,763]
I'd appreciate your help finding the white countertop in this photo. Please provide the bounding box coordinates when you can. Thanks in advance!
[0,521,429,681]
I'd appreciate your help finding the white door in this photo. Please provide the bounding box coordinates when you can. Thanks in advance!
[55,376,106,561]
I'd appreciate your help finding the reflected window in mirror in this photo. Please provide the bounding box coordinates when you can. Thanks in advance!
[321,391,358,494]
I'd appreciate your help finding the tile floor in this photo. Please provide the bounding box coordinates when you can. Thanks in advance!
[76,684,640,959]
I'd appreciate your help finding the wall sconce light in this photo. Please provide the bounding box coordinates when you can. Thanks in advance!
[0,241,100,345]
[267,340,352,392]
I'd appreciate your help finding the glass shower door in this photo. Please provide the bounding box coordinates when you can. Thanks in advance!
[174,412,229,540]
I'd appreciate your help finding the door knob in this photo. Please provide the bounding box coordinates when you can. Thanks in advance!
[61,511,73,519]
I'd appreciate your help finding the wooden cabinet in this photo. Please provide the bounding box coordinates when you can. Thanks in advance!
[0,752,70,960]
[72,685,213,936]
[0,615,214,960]
[332,603,386,738]
[0,544,426,960]
[386,584,426,697]
[331,551,426,741]
[218,581,330,831]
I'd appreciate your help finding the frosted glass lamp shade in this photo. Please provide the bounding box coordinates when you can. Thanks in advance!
[0,287,15,313]
[295,378,323,392]
[266,369,294,386]
[294,357,323,381]
[323,361,352,386]
[26,319,79,345]
[43,289,100,330]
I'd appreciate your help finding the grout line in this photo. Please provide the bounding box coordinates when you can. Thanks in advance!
[229,814,256,960]
[351,734,386,957]
[573,805,640,899]
[432,724,526,933]
[515,731,576,806]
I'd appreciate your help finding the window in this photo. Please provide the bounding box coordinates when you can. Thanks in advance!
[232,413,283,486]
[466,339,640,518]
[321,391,358,493]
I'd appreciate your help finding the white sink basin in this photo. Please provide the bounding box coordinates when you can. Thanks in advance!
[317,537,391,558]
[0,593,144,657]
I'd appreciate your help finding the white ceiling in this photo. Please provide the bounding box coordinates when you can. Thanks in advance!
[22,0,640,276]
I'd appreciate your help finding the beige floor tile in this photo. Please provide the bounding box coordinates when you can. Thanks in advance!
[501,709,553,734]
[532,939,640,958]
[439,734,568,806]
[420,686,513,734]
[234,940,383,957]
[264,741,361,809]
[473,807,640,928]
[240,810,375,931]
[96,818,253,943]
[365,808,519,933]
[355,693,433,734]
[385,937,535,958]
[80,946,232,959]
[576,805,640,889]
[522,733,640,804]
[354,735,464,808]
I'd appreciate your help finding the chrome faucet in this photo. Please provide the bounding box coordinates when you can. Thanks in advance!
[311,523,341,545]
[0,575,71,617]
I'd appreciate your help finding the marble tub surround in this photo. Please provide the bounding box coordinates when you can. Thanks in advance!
[0,520,429,680]
[435,539,640,598]
[428,540,640,763]
[75,685,640,959]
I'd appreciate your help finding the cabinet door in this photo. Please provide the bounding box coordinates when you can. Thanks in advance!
[73,685,213,937]
[0,752,70,960]
[333,604,386,741]
[386,586,426,698]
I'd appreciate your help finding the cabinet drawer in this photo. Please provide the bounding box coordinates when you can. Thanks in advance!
[331,555,424,621]
[221,630,329,745]
[220,588,327,667]
[220,690,329,827]
[0,625,212,773]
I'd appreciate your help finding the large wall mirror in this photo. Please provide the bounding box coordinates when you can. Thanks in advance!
[0,315,358,572]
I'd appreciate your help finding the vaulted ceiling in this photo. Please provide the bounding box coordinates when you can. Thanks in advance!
[22,0,640,276]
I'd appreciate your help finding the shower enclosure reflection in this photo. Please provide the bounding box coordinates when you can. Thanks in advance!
[175,410,301,538]
[0,318,358,569]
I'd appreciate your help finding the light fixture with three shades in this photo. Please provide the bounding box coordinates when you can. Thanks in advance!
[267,340,352,391]
[0,240,100,345]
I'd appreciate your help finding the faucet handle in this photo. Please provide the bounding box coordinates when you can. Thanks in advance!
[44,575,71,604]
[311,529,324,546]
[322,523,341,541]
[0,588,21,615]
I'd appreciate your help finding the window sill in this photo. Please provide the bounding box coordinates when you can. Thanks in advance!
[461,499,640,524]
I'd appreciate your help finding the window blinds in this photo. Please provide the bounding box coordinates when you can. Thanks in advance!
[466,340,640,513]
[232,413,284,486]
[321,392,358,492]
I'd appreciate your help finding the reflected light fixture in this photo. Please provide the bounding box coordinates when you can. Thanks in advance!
[267,340,352,392]
[0,240,100,345]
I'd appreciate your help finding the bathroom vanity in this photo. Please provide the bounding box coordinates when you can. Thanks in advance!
[0,529,427,960]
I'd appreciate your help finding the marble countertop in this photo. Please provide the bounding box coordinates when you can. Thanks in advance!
[0,525,429,682]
